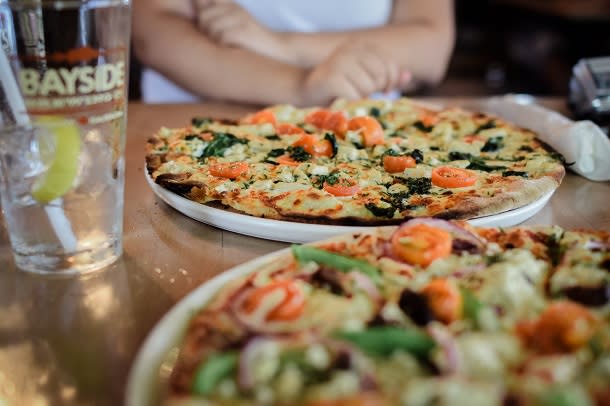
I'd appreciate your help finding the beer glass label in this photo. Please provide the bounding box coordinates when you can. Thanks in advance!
[12,47,127,124]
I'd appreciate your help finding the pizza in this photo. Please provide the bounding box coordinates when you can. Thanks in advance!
[145,98,566,225]
[164,219,610,405]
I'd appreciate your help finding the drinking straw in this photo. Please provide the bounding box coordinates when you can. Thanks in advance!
[0,50,78,252]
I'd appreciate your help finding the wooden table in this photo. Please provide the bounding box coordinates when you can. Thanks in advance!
[0,98,608,405]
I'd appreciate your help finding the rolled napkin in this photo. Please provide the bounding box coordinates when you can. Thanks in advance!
[483,95,610,182]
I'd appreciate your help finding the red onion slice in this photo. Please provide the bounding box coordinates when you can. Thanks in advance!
[585,239,609,252]
[348,271,382,304]
[382,240,401,262]
[428,323,460,374]
[237,336,281,391]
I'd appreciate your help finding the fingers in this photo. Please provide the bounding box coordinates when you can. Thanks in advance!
[193,0,233,8]
[336,76,364,100]
[399,71,412,88]
[343,62,378,98]
[357,51,389,93]
[197,3,234,30]
[343,46,403,98]
[196,2,263,48]
[360,44,402,93]
[197,2,248,39]
[207,13,244,42]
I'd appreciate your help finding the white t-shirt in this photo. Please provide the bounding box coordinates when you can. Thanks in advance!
[141,0,394,103]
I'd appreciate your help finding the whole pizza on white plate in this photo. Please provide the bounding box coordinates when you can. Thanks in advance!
[133,219,609,405]
[145,98,566,225]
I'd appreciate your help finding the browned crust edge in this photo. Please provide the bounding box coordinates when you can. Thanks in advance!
[178,169,564,226]
[146,160,565,226]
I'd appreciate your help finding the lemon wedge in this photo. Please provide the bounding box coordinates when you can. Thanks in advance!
[31,117,81,204]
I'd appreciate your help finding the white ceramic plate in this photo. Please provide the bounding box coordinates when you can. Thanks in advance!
[125,247,291,406]
[145,172,555,243]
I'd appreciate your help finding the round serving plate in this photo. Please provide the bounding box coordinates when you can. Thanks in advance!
[125,247,291,406]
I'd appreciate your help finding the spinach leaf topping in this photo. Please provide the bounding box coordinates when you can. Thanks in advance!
[475,119,496,133]
[383,148,423,163]
[519,145,534,152]
[323,172,340,185]
[481,136,504,152]
[325,133,338,158]
[413,120,433,132]
[410,149,424,164]
[466,157,505,172]
[536,140,574,167]
[201,132,248,159]
[191,117,213,127]
[387,191,414,211]
[448,151,472,161]
[430,146,440,151]
[184,134,199,141]
[369,177,431,217]
[369,107,381,117]
[502,170,528,178]
[383,148,401,157]
[312,172,340,188]
[265,134,281,140]
[266,148,286,158]
[549,151,575,167]
[405,177,432,195]
[287,146,311,162]
[365,203,396,218]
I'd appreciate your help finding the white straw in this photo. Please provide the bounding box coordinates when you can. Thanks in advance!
[0,50,77,252]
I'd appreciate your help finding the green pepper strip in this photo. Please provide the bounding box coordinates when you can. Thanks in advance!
[191,351,239,395]
[538,385,593,406]
[336,327,435,357]
[461,287,484,326]
[291,245,382,284]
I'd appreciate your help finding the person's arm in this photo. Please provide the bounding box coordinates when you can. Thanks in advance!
[286,0,455,85]
[195,0,455,86]
[133,0,406,106]
[132,0,309,105]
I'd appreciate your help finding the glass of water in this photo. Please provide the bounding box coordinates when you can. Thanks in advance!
[0,0,131,274]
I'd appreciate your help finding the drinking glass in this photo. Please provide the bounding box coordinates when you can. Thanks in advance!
[0,0,131,274]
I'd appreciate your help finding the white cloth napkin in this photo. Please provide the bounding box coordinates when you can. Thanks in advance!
[483,95,610,182]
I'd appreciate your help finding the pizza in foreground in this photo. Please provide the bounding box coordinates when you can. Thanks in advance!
[146,98,566,225]
[165,220,609,405]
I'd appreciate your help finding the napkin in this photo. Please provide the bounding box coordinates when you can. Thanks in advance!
[483,95,610,182]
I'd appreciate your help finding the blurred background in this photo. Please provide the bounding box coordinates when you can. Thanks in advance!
[128,0,610,100]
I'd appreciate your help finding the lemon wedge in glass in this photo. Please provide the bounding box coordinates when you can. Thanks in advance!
[31,117,81,204]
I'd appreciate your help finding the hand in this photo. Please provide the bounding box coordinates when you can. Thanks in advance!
[193,0,293,63]
[300,40,410,106]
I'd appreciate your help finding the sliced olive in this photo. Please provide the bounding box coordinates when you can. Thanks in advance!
[562,283,609,307]
[601,257,610,272]
[398,288,434,326]
[310,267,345,295]
[452,239,480,254]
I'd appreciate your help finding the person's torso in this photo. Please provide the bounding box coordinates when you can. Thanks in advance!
[235,0,392,32]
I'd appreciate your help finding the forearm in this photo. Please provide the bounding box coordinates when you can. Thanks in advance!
[285,24,454,85]
[282,0,455,86]
[132,10,307,105]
